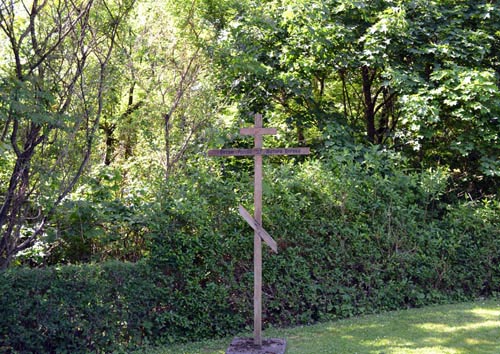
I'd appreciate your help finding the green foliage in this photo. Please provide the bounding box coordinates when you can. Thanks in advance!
[437,200,500,296]
[148,148,498,331]
[0,261,167,353]
[1,0,500,350]
[1,149,499,352]
[44,166,153,265]
[399,66,500,179]
[213,0,500,194]
[147,161,252,339]
[0,0,137,268]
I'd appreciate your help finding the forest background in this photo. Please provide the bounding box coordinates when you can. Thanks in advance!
[0,0,499,352]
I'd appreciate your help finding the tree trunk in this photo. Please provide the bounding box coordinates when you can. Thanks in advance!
[0,124,43,269]
[0,0,133,267]
[362,65,376,143]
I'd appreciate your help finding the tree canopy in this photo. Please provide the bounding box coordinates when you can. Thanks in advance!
[0,0,499,267]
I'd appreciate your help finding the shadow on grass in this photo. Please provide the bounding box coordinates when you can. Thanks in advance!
[285,301,500,354]
[138,300,500,354]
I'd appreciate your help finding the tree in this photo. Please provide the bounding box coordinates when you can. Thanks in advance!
[393,1,500,194]
[90,0,228,181]
[0,0,135,268]
[213,0,500,193]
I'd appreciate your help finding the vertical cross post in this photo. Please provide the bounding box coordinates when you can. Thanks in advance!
[252,114,264,346]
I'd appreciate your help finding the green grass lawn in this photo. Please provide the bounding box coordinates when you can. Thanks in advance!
[137,299,500,354]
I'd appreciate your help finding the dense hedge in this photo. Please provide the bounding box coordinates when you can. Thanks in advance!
[0,262,162,353]
[1,148,499,352]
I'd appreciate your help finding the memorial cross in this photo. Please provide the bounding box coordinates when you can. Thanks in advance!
[208,113,309,347]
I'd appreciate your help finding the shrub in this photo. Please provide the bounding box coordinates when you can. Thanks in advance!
[0,261,168,353]
[1,147,498,352]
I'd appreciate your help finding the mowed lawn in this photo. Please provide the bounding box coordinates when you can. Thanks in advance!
[137,299,500,354]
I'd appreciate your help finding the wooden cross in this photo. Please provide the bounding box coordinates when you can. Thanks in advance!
[208,113,309,347]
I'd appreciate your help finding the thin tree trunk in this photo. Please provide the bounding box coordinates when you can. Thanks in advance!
[361,65,376,143]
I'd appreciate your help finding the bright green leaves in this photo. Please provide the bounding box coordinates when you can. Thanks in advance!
[0,76,65,129]
[214,0,499,194]
[359,5,409,66]
[481,157,500,177]
[0,0,137,268]
[399,65,500,178]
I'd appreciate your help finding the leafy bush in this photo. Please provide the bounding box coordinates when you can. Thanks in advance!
[0,261,170,353]
[147,147,499,330]
[1,147,498,352]
[261,148,499,324]
[17,166,154,266]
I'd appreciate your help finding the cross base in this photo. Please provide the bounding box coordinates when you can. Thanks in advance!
[226,337,287,354]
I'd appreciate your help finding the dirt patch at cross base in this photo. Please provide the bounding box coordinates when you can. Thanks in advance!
[226,337,287,354]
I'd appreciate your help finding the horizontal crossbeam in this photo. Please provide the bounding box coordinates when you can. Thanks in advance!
[240,127,277,136]
[208,147,310,157]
